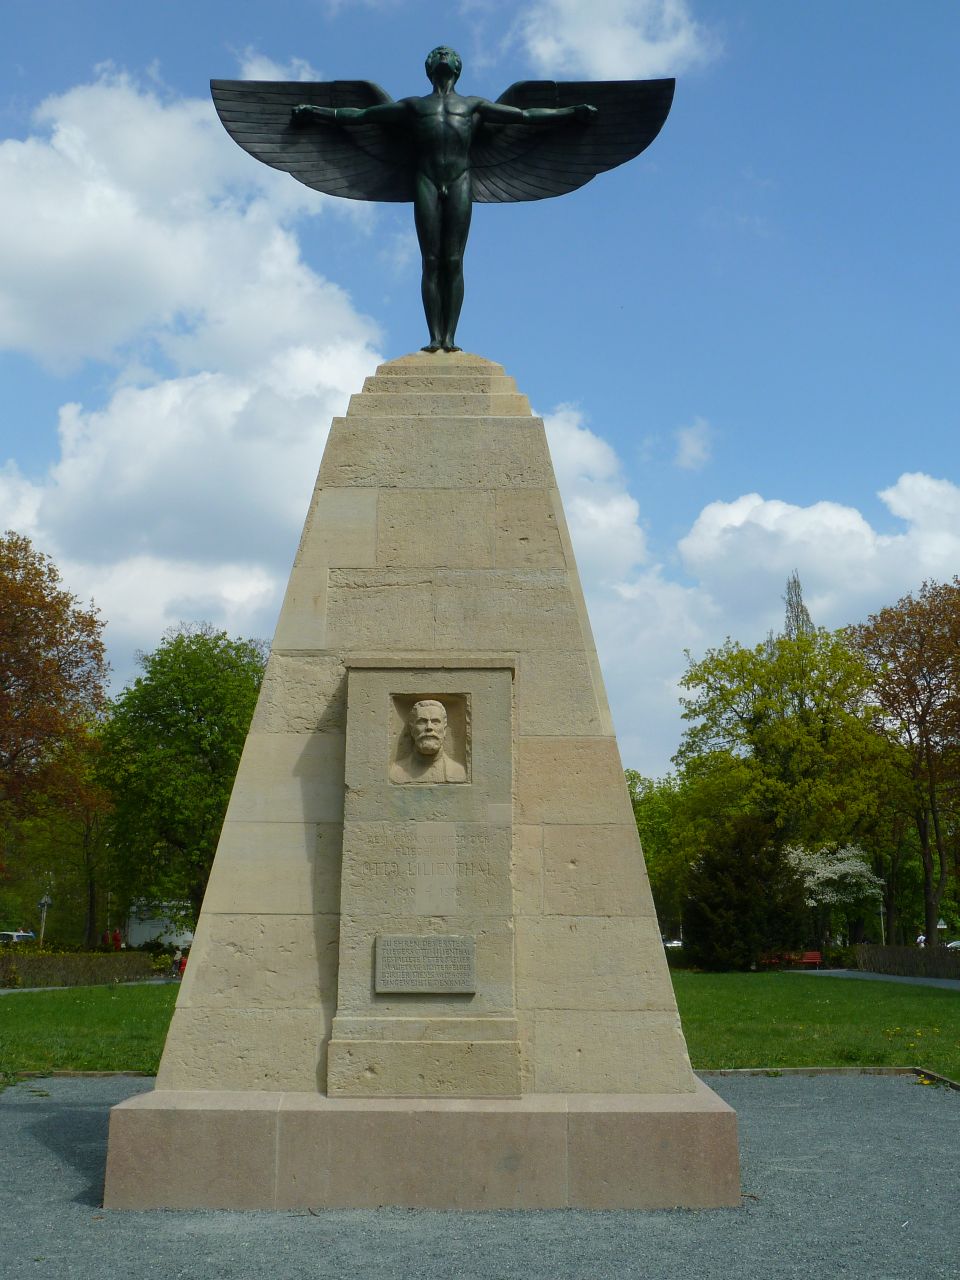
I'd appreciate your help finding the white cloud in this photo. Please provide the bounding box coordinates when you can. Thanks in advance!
[679,476,960,633]
[236,50,321,82]
[0,69,365,370]
[514,0,719,79]
[673,415,712,470]
[543,405,648,582]
[0,70,382,689]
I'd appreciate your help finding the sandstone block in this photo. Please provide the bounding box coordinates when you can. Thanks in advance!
[318,417,554,489]
[512,824,543,916]
[565,1086,741,1208]
[156,1006,331,1091]
[104,1090,281,1209]
[326,1038,522,1098]
[330,1015,519,1042]
[541,824,658,917]
[516,917,676,1011]
[377,488,495,568]
[294,485,378,568]
[362,373,518,394]
[434,568,583,650]
[200,821,341,916]
[271,568,328,650]
[325,568,436,649]
[515,736,635,825]
[177,911,339,1010]
[348,391,530,417]
[341,821,512,916]
[515,649,607,737]
[251,653,346,733]
[223,732,346,824]
[531,1010,697,1094]
[494,488,567,568]
[378,352,505,376]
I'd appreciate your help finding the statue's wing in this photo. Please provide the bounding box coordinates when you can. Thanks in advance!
[470,78,675,203]
[210,79,415,202]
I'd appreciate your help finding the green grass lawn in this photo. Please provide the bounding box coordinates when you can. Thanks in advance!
[672,971,960,1080]
[0,983,178,1081]
[1,972,958,1084]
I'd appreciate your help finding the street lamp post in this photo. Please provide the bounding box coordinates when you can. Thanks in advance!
[38,893,53,946]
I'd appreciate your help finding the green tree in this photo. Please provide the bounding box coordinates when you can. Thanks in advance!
[0,532,107,935]
[676,625,885,847]
[627,753,759,940]
[99,625,266,921]
[0,531,106,818]
[626,771,685,938]
[849,579,960,944]
[683,814,806,971]
[7,729,113,945]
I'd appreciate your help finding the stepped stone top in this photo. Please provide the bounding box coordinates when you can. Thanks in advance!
[378,351,506,377]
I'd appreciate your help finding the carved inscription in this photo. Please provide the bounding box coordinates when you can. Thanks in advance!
[375,934,477,994]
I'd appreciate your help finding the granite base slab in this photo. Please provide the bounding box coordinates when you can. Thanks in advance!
[103,1078,739,1210]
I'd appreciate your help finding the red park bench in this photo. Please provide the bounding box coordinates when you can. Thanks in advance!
[759,951,823,969]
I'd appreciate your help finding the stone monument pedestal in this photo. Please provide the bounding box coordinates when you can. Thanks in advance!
[104,1084,737,1210]
[103,352,739,1210]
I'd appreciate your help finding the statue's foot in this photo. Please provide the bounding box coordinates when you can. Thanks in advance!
[421,341,443,353]
[442,344,461,353]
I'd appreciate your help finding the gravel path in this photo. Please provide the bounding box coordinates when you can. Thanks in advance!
[2,1071,957,1279]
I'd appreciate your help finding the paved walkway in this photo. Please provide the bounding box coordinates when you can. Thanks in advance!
[2,1071,957,1279]
[789,968,960,992]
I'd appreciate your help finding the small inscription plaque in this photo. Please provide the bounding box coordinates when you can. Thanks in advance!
[375,934,477,994]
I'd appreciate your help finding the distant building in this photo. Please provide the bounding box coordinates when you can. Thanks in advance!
[126,902,194,948]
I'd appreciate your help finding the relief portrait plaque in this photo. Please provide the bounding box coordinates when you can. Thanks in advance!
[375,934,477,994]
[389,694,469,785]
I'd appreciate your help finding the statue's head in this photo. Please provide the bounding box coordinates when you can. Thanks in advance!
[425,46,462,86]
[408,699,448,759]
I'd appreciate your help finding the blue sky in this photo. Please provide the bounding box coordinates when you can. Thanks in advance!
[1,1,958,775]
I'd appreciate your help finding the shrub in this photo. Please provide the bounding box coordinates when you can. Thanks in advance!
[0,948,157,989]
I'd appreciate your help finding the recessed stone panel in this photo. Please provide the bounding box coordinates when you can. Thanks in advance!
[341,821,512,915]
[336,912,515,1017]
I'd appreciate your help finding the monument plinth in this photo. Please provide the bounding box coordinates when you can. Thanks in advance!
[103,353,740,1210]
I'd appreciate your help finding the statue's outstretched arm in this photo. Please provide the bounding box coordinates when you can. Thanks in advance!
[293,100,408,125]
[477,100,597,126]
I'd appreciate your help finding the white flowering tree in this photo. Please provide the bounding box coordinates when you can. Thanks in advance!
[784,844,884,948]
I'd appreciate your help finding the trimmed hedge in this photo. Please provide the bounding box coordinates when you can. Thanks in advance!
[0,948,162,989]
[855,943,960,981]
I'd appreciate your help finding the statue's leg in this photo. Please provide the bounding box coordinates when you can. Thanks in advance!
[414,175,444,352]
[439,175,472,352]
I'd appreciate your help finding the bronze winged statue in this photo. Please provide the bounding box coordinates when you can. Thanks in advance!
[211,47,674,352]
